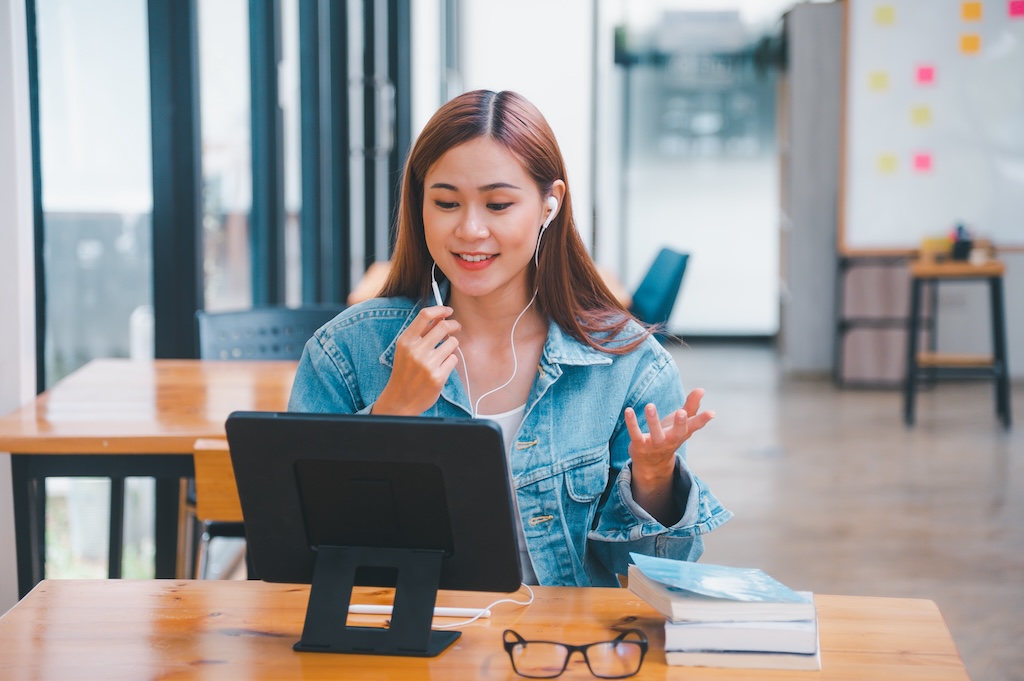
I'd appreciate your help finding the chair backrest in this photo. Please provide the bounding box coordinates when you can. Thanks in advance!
[195,305,346,360]
[628,248,690,328]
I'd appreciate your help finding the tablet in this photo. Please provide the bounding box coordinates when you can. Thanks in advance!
[225,410,523,656]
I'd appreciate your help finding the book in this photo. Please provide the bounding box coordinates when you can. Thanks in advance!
[664,618,819,654]
[629,553,809,602]
[627,563,816,623]
[664,645,822,671]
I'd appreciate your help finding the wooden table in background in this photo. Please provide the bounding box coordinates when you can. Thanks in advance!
[0,580,970,680]
[0,359,296,597]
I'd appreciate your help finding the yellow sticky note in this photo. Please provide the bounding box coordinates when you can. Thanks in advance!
[911,105,932,126]
[877,154,898,174]
[962,1,982,21]
[960,33,981,53]
[868,71,889,91]
[874,5,896,25]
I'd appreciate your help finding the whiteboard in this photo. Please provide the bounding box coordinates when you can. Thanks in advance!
[840,0,1024,254]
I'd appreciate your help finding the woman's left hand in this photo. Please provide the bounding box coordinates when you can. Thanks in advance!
[624,389,714,520]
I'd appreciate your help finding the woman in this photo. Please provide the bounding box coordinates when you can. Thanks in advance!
[289,89,731,587]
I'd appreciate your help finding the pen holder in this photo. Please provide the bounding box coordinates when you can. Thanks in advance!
[951,239,973,261]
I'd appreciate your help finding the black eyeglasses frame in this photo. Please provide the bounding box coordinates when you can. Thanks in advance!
[502,628,649,679]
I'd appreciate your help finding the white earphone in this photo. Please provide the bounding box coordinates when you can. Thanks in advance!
[431,196,559,308]
[427,194,560,417]
[542,196,558,230]
[431,263,444,307]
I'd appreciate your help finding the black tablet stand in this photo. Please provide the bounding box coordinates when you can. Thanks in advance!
[294,545,460,657]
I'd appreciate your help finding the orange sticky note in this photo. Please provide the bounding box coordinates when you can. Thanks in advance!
[869,71,890,91]
[962,1,983,20]
[911,105,932,126]
[877,154,898,174]
[874,5,896,25]
[961,33,981,53]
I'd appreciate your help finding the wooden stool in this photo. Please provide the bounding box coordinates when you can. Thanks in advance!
[903,256,1011,428]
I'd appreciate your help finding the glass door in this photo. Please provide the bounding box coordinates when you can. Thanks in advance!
[598,1,789,337]
[197,0,253,312]
[34,0,155,578]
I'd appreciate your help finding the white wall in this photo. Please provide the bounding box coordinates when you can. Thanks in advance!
[0,0,36,611]
[459,0,596,252]
[410,0,442,137]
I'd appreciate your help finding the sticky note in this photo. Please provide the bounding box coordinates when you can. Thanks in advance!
[911,105,932,126]
[962,1,983,20]
[1011,0,1024,17]
[960,33,981,53]
[913,153,932,172]
[916,65,935,84]
[869,71,890,91]
[877,154,898,174]
[874,5,895,25]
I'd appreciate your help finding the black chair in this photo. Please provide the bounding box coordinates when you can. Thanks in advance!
[189,304,346,578]
[195,304,347,361]
[629,248,690,333]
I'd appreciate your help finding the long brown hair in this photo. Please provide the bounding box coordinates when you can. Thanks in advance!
[380,89,650,354]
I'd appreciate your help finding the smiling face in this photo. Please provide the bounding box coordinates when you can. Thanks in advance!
[423,136,550,307]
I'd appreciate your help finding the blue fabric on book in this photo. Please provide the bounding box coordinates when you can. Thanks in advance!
[629,553,810,603]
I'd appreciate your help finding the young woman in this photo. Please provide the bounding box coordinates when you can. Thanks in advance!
[288,89,731,587]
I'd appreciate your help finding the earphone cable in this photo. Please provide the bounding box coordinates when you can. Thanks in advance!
[439,212,549,418]
[461,289,537,418]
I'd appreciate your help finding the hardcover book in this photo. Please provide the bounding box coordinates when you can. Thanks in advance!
[664,645,822,671]
[627,563,816,623]
[664,617,819,654]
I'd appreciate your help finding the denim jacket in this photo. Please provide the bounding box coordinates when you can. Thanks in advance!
[288,295,732,587]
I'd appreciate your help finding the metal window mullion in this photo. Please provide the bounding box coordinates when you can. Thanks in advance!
[362,0,377,269]
[328,0,352,304]
[386,0,410,256]
[148,0,202,359]
[250,0,286,305]
[26,0,46,391]
[298,0,322,303]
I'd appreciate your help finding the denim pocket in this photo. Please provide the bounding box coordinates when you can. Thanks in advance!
[564,447,610,503]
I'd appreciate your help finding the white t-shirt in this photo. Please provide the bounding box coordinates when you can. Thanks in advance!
[478,404,538,585]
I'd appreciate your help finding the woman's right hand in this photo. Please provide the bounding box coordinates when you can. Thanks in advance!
[372,306,461,416]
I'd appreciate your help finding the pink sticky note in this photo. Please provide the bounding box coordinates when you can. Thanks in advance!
[917,65,935,84]
[913,153,932,172]
[1011,0,1024,17]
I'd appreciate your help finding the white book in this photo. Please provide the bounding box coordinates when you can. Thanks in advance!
[664,618,819,654]
[664,646,822,671]
[628,564,816,623]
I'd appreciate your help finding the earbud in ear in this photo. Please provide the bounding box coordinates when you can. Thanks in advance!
[542,196,559,229]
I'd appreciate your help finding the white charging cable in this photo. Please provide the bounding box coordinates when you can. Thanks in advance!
[432,583,535,630]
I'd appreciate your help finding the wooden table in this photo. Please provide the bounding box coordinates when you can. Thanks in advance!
[0,359,296,597]
[0,580,969,680]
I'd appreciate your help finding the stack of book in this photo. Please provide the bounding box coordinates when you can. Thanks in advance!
[627,553,820,670]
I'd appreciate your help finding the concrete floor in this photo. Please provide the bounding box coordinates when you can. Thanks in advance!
[673,340,1024,681]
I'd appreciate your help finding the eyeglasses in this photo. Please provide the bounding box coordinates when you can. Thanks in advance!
[502,628,649,679]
